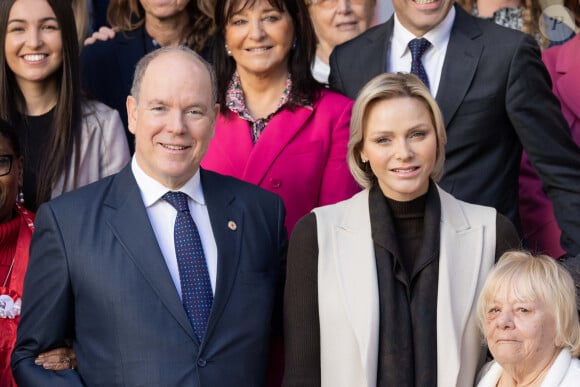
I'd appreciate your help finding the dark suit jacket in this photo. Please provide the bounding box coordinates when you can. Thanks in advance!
[80,27,149,152]
[329,5,580,256]
[12,165,287,387]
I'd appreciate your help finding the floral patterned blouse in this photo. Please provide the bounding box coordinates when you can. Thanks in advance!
[225,71,309,144]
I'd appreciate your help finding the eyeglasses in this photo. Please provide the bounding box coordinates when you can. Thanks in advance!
[0,155,14,177]
[306,0,368,7]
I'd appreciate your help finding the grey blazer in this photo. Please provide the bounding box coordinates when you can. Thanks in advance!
[52,100,130,197]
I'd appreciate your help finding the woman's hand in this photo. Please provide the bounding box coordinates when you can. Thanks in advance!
[84,26,117,46]
[34,347,77,370]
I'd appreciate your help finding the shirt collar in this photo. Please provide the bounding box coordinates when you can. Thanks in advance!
[392,6,455,58]
[131,157,206,208]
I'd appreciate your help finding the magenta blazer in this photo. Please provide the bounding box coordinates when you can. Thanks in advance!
[519,35,580,258]
[202,89,360,234]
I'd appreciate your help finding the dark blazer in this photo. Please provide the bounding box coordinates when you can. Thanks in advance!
[12,165,287,387]
[80,27,149,152]
[329,5,580,256]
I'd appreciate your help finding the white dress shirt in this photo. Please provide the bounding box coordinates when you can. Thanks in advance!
[131,157,218,298]
[312,54,331,84]
[388,6,456,97]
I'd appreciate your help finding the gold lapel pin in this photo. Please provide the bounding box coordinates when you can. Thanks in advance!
[227,220,237,231]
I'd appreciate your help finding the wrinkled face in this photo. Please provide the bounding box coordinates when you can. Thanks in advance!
[391,0,454,37]
[361,97,437,201]
[0,136,22,223]
[308,0,374,53]
[5,0,63,87]
[127,52,218,189]
[225,0,295,78]
[139,0,190,20]
[484,285,560,375]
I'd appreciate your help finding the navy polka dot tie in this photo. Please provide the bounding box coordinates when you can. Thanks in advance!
[408,38,431,89]
[163,191,213,341]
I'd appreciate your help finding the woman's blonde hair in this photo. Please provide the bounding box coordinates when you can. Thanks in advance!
[477,250,580,356]
[347,73,447,189]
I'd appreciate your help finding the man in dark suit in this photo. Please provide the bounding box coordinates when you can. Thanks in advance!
[12,47,287,386]
[329,0,580,263]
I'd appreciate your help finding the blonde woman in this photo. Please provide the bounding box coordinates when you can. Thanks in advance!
[476,251,580,386]
[283,73,520,387]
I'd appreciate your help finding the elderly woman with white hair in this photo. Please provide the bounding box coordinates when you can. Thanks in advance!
[282,72,521,387]
[476,251,580,387]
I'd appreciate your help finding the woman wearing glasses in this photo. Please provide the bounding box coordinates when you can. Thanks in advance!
[306,0,376,83]
[0,0,130,212]
[0,121,75,387]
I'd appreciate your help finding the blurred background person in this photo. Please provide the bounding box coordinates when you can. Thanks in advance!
[283,73,520,387]
[476,251,580,386]
[80,0,215,151]
[0,120,32,387]
[0,0,129,212]
[519,0,580,260]
[306,0,375,83]
[457,0,547,47]
[203,0,359,234]
[0,120,76,387]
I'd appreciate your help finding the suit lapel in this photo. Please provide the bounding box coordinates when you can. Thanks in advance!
[198,170,243,346]
[436,187,484,387]
[436,6,483,127]
[242,106,314,185]
[364,20,393,78]
[104,166,197,341]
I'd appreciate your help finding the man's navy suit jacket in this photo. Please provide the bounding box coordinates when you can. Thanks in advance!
[12,165,287,387]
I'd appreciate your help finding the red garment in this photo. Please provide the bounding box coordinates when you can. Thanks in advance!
[0,204,34,387]
[202,88,360,235]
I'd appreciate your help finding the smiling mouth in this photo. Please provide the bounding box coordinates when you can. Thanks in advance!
[414,0,438,4]
[245,47,272,52]
[392,167,419,173]
[22,54,48,62]
[161,144,189,151]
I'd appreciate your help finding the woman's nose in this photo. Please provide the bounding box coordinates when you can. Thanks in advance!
[394,139,413,160]
[25,28,42,49]
[496,310,515,329]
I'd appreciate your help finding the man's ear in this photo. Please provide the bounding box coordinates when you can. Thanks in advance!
[126,96,138,135]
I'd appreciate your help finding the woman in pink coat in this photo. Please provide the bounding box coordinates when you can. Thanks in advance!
[202,0,360,235]
[519,31,580,258]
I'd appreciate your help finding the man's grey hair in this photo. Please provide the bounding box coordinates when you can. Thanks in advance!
[130,46,218,106]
